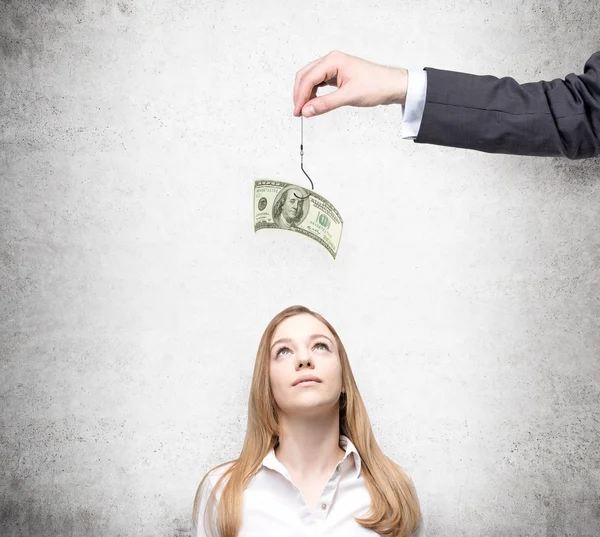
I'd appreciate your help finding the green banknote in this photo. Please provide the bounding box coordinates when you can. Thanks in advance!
[253,179,343,259]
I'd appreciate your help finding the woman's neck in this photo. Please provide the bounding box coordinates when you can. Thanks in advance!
[274,410,346,479]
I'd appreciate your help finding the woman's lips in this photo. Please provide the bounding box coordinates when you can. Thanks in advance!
[293,375,322,386]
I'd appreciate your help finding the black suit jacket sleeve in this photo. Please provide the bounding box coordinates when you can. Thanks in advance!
[415,52,600,159]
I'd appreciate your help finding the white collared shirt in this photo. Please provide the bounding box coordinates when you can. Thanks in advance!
[194,435,426,537]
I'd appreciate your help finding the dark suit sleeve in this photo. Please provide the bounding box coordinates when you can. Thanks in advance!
[414,52,600,159]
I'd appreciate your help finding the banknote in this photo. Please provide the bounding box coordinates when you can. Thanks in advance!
[253,179,343,259]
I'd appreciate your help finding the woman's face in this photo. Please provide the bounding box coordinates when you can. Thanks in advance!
[269,313,344,416]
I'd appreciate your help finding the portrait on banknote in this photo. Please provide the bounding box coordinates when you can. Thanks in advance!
[272,186,309,229]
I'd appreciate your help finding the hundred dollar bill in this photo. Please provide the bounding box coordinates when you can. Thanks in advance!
[254,179,343,259]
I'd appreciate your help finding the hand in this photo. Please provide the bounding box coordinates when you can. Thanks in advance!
[293,50,408,118]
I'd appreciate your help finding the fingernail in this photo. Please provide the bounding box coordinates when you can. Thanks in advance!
[303,105,316,117]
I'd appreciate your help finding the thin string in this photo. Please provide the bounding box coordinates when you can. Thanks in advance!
[294,116,313,199]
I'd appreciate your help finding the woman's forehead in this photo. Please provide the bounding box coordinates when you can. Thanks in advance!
[271,314,333,341]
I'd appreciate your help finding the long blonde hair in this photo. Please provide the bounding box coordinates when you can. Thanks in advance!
[193,305,422,536]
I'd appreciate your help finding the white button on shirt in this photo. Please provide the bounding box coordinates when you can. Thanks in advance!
[194,435,426,537]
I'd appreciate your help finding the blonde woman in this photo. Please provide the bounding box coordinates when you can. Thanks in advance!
[193,305,425,537]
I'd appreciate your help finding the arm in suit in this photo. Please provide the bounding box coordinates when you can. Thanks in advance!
[414,52,600,159]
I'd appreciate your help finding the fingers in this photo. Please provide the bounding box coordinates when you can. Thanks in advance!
[293,52,342,116]
[293,56,324,113]
[302,85,351,117]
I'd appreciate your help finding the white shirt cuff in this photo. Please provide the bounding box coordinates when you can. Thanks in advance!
[401,68,427,140]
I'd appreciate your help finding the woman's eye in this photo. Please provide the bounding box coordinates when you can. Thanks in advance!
[276,347,291,357]
[314,342,329,351]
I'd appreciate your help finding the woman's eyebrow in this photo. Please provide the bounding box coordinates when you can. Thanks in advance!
[271,337,292,350]
[311,334,333,344]
[271,334,333,350]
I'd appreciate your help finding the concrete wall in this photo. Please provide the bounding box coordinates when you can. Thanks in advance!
[1,0,599,535]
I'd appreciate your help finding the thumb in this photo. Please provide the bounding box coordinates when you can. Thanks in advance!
[301,86,351,117]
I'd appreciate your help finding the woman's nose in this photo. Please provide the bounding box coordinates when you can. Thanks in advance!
[296,352,312,368]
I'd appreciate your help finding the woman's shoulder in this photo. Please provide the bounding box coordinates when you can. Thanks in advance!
[202,460,236,489]
[387,457,415,480]
[194,460,237,531]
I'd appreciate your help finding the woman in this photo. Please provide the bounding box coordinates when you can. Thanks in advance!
[193,305,425,537]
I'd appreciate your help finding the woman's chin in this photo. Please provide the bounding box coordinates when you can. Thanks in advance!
[283,399,339,416]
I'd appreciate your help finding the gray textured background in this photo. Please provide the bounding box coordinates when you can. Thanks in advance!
[1,0,599,536]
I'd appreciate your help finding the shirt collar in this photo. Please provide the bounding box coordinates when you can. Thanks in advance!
[261,434,362,479]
